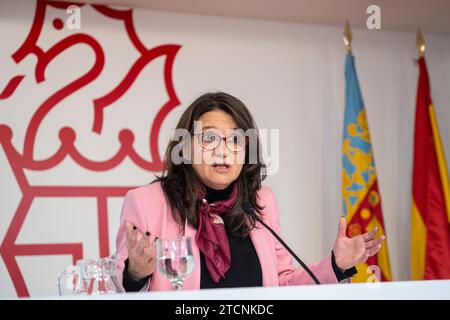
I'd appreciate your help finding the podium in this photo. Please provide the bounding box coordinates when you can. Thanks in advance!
[51,280,450,300]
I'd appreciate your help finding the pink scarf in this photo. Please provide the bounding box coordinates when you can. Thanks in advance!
[195,183,238,283]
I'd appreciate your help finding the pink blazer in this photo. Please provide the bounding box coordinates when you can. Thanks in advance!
[115,182,339,291]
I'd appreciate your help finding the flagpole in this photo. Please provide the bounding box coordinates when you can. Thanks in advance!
[343,20,352,53]
[416,28,426,58]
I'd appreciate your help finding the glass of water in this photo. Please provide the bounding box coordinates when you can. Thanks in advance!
[57,264,80,296]
[156,237,194,290]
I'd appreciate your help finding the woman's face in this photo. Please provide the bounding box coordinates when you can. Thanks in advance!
[191,109,245,190]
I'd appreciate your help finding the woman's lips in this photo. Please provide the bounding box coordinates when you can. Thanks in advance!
[212,163,231,173]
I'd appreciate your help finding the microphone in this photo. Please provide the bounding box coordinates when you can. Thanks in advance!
[242,202,321,285]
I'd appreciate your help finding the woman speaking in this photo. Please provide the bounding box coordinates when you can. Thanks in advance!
[115,92,384,292]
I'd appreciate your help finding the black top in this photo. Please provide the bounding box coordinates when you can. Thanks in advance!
[122,183,356,291]
[200,183,263,288]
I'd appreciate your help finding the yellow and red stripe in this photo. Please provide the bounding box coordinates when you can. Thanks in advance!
[411,57,450,280]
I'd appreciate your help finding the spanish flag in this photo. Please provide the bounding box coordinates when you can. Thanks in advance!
[411,56,450,280]
[342,53,392,282]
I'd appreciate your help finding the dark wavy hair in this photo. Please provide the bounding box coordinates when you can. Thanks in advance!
[154,92,266,237]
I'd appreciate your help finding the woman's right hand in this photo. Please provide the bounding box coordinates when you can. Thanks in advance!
[125,220,157,280]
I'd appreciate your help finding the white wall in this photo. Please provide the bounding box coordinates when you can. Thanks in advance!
[1,0,449,297]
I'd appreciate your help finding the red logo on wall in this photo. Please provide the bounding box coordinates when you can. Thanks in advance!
[0,0,181,297]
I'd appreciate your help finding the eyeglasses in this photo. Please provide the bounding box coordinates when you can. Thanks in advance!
[195,130,247,152]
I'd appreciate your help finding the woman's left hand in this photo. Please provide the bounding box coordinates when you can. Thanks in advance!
[332,217,385,270]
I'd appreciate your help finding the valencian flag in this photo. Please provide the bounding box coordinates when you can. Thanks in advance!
[411,57,450,280]
[342,53,392,282]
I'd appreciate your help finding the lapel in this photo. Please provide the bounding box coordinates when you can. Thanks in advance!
[249,219,277,287]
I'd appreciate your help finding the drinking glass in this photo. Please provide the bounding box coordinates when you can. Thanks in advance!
[156,237,194,290]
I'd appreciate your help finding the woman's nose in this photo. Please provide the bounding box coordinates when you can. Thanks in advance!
[213,138,229,158]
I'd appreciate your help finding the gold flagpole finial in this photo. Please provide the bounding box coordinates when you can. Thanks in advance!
[416,28,426,57]
[343,20,352,53]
